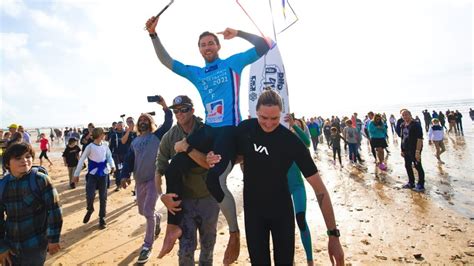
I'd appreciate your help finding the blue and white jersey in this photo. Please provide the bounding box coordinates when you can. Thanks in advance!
[172,48,260,127]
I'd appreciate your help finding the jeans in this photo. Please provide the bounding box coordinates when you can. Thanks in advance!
[11,246,47,265]
[178,196,219,266]
[85,173,108,218]
[403,152,425,187]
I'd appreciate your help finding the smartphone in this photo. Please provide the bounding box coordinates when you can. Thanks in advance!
[147,95,161,102]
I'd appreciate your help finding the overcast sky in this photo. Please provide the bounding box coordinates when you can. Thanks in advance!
[1,0,472,128]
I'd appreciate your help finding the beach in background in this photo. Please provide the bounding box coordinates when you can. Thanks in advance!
[2,99,473,265]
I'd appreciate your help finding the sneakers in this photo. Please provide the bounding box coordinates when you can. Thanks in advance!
[378,162,387,171]
[99,218,107,229]
[83,210,93,224]
[137,247,152,264]
[402,183,415,189]
[155,214,162,237]
[412,184,425,193]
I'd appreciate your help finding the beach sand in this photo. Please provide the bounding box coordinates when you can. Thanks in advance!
[33,127,474,265]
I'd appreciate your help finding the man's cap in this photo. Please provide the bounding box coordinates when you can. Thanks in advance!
[8,123,18,129]
[169,95,193,109]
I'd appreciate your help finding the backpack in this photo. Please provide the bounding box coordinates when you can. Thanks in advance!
[0,166,46,204]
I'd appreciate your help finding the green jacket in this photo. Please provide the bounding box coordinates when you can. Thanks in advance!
[155,116,209,199]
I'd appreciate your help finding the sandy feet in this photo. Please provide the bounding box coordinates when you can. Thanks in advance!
[157,224,182,258]
[223,231,240,264]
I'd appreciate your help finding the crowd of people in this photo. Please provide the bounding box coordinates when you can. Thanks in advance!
[0,17,472,265]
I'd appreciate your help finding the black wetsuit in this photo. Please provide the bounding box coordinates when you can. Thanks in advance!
[236,119,318,265]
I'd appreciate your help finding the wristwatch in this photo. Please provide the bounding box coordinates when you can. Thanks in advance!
[185,145,193,154]
[327,229,340,237]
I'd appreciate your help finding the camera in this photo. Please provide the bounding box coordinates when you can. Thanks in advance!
[147,95,162,102]
[120,114,125,118]
[147,111,156,116]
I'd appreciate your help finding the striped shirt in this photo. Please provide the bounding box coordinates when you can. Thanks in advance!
[0,170,62,253]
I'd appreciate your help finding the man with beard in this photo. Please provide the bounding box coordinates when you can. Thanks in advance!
[156,95,220,265]
[120,98,172,264]
[145,16,270,263]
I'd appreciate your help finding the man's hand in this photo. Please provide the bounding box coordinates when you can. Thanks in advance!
[174,138,189,153]
[160,193,182,215]
[206,151,222,168]
[73,176,79,184]
[146,16,159,34]
[157,96,168,109]
[0,249,14,265]
[428,140,432,145]
[328,237,344,265]
[109,167,116,175]
[415,151,421,162]
[47,242,61,255]
[217,28,238,40]
[121,178,132,189]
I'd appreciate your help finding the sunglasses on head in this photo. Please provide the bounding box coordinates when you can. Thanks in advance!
[172,106,191,114]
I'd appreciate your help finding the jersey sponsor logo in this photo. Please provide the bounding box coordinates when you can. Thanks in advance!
[206,99,224,123]
[253,143,269,155]
[205,64,218,73]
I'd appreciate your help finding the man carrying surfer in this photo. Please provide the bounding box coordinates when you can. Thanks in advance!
[145,13,270,263]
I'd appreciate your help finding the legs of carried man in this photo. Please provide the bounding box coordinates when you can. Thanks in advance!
[203,126,240,264]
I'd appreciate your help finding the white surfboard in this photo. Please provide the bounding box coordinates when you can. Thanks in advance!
[248,41,290,128]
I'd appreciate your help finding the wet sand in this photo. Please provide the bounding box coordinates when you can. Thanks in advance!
[35,124,474,265]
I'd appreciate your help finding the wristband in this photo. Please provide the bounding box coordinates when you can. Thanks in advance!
[149,33,157,39]
[185,145,193,154]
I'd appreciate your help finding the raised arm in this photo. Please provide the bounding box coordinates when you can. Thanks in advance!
[146,16,173,70]
[153,98,173,140]
[218,28,270,57]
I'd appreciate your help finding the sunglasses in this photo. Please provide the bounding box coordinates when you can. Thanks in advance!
[172,107,191,114]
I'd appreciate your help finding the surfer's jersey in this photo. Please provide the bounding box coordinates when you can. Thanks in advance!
[171,50,260,127]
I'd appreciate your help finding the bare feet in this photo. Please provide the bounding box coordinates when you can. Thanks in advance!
[223,231,240,264]
[157,224,182,258]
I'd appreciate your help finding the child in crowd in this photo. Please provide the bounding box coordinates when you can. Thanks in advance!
[62,138,81,189]
[343,120,360,164]
[329,127,346,167]
[428,118,446,164]
[37,133,53,167]
[0,142,62,264]
[73,128,115,229]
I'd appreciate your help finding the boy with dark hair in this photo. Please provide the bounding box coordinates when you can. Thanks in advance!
[62,138,81,189]
[0,142,63,265]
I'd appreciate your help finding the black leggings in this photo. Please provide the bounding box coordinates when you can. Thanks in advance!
[165,125,237,226]
[244,208,295,265]
[332,146,342,165]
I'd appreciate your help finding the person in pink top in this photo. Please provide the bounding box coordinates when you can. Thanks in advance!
[37,133,53,166]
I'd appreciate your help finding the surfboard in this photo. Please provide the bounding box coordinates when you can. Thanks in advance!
[248,41,290,128]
